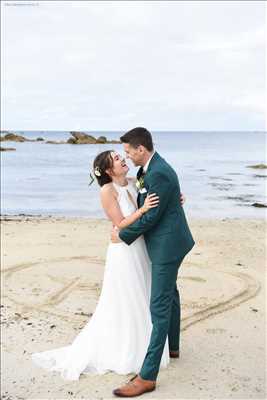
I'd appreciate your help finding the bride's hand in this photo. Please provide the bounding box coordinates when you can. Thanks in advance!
[141,193,159,214]
[180,193,186,206]
[111,226,122,243]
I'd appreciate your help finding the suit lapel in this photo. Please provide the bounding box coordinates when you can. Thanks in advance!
[136,167,143,208]
[136,153,160,208]
[137,192,141,208]
[136,166,144,180]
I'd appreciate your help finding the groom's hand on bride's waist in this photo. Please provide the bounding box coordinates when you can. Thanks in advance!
[111,227,122,243]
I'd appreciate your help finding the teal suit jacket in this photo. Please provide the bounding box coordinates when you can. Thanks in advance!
[119,152,195,264]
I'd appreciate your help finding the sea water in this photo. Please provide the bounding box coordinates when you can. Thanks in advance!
[1,131,266,219]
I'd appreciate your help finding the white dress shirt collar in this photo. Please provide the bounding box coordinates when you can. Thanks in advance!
[143,151,155,173]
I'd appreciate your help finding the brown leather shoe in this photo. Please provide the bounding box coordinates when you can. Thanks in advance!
[113,374,156,397]
[169,350,180,358]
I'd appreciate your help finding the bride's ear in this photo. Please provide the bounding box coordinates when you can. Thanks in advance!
[105,168,113,177]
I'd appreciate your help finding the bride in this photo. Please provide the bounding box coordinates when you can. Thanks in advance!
[31,150,171,381]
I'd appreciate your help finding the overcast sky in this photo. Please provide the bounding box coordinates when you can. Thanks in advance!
[1,0,265,131]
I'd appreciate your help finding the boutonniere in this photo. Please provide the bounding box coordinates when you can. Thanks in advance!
[136,176,145,191]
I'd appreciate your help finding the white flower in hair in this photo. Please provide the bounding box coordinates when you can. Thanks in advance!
[94,166,101,177]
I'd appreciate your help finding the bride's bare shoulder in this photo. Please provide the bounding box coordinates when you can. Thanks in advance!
[100,182,117,198]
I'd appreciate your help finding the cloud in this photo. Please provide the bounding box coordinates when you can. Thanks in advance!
[1,0,265,130]
[176,26,265,53]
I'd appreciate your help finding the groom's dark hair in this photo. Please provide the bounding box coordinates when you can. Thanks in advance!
[120,127,154,151]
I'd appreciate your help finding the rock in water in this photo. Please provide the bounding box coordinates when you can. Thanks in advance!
[247,164,267,169]
[0,146,16,151]
[0,133,27,142]
[251,203,267,208]
[98,136,121,144]
[70,131,97,144]
[67,131,121,145]
[0,133,38,142]
[96,136,107,144]
[110,139,121,144]
[45,140,66,144]
[67,137,77,144]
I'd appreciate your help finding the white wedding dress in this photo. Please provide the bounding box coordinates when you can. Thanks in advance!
[32,179,170,381]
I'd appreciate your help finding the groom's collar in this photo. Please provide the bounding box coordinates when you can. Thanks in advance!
[137,152,159,178]
[145,151,160,174]
[143,151,156,173]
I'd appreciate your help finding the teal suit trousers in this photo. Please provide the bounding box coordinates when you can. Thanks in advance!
[140,256,184,381]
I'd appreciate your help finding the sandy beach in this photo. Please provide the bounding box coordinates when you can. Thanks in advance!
[1,216,266,399]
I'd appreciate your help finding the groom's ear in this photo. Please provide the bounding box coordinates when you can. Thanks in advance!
[138,145,146,154]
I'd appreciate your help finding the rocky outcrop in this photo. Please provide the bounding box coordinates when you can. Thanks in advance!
[0,146,16,151]
[45,140,67,145]
[0,131,121,145]
[96,136,107,144]
[0,133,36,142]
[66,137,76,144]
[251,202,267,208]
[247,164,267,169]
[69,132,97,144]
[68,132,121,145]
[110,139,121,144]
[0,133,27,142]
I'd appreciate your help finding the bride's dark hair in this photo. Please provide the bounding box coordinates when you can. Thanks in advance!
[93,150,114,187]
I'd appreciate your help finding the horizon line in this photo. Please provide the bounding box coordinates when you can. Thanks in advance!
[1,129,266,133]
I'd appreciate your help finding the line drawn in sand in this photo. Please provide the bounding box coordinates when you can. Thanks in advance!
[2,256,261,331]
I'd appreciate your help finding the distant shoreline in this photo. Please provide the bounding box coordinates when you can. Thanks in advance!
[0,214,265,222]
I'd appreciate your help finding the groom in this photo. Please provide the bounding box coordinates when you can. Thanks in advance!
[111,127,195,397]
